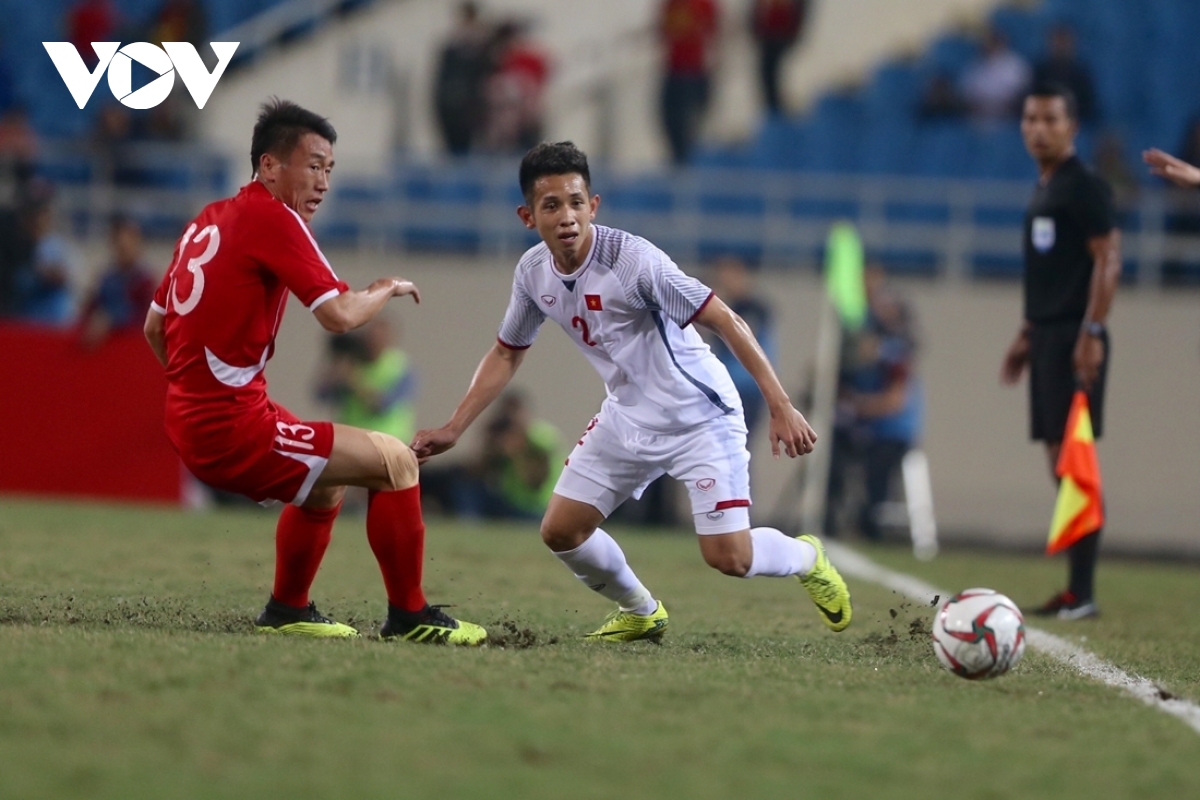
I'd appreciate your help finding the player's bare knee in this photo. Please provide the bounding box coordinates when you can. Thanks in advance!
[705,551,752,577]
[540,519,591,552]
[305,484,345,509]
[367,431,419,491]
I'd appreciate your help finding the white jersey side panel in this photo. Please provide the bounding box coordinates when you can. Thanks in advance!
[497,226,742,431]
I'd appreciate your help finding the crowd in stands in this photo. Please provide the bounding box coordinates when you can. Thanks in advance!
[917,23,1096,128]
[433,2,551,157]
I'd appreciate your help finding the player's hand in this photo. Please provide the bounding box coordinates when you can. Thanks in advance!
[372,278,420,304]
[1073,331,1104,392]
[1143,148,1200,188]
[768,404,817,459]
[411,426,459,463]
[1000,330,1031,385]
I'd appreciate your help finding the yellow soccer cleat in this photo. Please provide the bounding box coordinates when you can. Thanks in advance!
[796,535,852,632]
[254,598,360,638]
[379,604,488,646]
[584,601,669,642]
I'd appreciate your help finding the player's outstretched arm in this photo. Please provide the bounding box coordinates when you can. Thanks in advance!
[314,278,420,335]
[693,296,816,458]
[144,308,167,367]
[412,342,526,460]
[1143,148,1200,188]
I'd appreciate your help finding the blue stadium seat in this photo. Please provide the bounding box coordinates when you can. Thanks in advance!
[989,6,1048,60]
[863,63,920,122]
[923,36,978,76]
[910,123,971,177]
[968,128,1030,180]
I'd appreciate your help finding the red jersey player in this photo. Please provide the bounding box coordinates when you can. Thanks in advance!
[143,99,486,645]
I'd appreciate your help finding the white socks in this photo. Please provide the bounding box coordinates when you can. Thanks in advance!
[744,527,817,578]
[553,528,657,615]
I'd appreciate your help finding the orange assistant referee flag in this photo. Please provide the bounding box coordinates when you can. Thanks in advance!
[1047,391,1104,555]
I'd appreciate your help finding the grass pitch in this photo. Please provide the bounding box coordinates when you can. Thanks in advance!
[1,498,1198,800]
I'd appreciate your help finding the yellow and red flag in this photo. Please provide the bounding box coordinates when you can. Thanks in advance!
[1047,391,1104,555]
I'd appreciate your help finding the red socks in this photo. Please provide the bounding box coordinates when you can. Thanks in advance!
[272,502,340,608]
[367,486,427,613]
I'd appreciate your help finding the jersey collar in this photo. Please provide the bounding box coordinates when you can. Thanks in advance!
[549,225,599,283]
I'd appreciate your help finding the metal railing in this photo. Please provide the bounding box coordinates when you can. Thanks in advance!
[315,158,1200,284]
[24,143,1200,285]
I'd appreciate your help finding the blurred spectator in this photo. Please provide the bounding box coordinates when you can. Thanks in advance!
[13,192,82,327]
[481,20,551,154]
[0,205,31,318]
[1177,116,1200,170]
[824,266,923,541]
[0,44,16,115]
[916,72,966,121]
[750,0,807,116]
[0,106,38,191]
[707,256,775,437]
[1032,25,1097,124]
[79,215,155,348]
[659,0,719,165]
[960,28,1030,124]
[421,391,563,521]
[317,317,417,444]
[67,0,119,67]
[1093,131,1137,203]
[92,103,137,185]
[434,2,491,156]
[146,0,207,47]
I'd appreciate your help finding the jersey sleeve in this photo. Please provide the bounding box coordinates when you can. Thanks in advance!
[259,205,350,310]
[1076,173,1116,238]
[635,248,714,328]
[496,270,545,349]
[150,235,184,315]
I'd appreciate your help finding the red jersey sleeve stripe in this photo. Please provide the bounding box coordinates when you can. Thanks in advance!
[308,288,341,311]
[684,290,715,327]
[713,499,751,511]
[497,336,531,351]
[281,203,338,280]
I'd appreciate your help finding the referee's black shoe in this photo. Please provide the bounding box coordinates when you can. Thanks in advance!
[1031,590,1099,620]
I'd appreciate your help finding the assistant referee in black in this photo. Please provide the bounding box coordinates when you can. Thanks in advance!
[1000,84,1121,620]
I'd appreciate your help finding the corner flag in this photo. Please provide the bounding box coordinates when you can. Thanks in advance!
[825,222,866,331]
[1047,391,1104,555]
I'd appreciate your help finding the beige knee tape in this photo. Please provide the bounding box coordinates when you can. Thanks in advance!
[367,431,419,490]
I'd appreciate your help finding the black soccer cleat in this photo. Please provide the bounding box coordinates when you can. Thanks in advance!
[379,604,487,646]
[254,596,359,637]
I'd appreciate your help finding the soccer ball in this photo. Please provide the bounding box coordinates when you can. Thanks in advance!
[931,588,1026,680]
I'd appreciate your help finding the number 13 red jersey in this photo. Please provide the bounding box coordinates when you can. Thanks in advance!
[151,180,348,463]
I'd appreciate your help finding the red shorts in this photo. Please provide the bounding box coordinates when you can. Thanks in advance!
[170,401,334,506]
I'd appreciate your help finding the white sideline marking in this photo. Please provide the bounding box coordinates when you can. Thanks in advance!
[826,542,1200,735]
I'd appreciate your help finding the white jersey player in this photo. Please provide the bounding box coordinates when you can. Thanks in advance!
[413,142,851,641]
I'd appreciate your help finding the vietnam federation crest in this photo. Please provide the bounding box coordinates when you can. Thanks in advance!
[1032,216,1055,253]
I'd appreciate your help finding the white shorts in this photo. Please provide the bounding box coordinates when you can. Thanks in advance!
[554,409,751,535]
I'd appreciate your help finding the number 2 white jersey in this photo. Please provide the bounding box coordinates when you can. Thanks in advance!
[497,225,742,432]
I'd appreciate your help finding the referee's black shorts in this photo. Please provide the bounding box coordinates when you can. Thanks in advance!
[1028,320,1109,442]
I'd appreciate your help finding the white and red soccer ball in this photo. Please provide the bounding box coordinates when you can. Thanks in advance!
[932,588,1026,680]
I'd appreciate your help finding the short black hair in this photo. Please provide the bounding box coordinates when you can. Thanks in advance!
[1025,82,1078,122]
[519,141,591,205]
[249,98,337,176]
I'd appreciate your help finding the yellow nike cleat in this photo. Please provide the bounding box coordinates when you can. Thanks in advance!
[796,535,852,632]
[254,598,360,638]
[584,601,669,642]
[379,604,488,646]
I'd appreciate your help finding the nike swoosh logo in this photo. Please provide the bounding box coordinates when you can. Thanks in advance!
[818,605,844,624]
